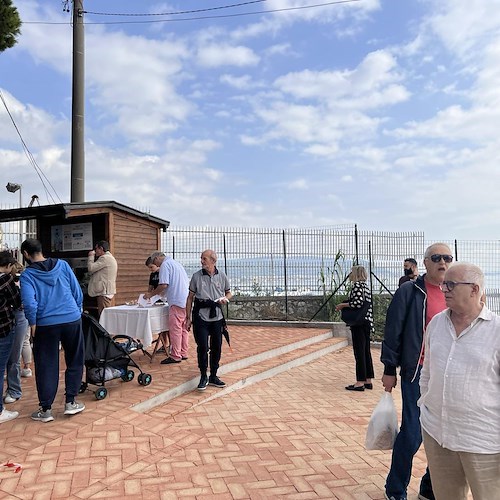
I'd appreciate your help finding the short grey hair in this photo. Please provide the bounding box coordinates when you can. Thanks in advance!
[424,242,452,259]
[350,265,368,282]
[149,251,165,262]
[447,262,485,294]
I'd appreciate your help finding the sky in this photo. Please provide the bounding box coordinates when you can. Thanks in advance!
[1,0,500,240]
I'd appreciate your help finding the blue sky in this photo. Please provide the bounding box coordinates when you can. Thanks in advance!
[1,0,499,239]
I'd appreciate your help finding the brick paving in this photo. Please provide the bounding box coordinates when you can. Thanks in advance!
[0,325,433,499]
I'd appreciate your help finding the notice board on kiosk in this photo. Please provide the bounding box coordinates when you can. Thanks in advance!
[51,222,93,253]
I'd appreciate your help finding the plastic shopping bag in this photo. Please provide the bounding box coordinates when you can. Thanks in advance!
[365,392,399,450]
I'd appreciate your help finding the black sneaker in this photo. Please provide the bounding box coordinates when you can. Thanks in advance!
[209,375,226,388]
[197,375,209,391]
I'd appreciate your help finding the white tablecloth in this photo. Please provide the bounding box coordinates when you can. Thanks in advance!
[99,304,169,349]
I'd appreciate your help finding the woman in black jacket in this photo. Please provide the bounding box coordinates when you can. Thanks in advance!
[336,265,374,391]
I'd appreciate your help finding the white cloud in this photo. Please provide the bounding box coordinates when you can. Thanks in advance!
[428,0,500,59]
[263,43,294,57]
[0,89,68,149]
[196,44,260,67]
[275,50,408,109]
[85,30,193,141]
[287,178,309,190]
[238,50,407,155]
[220,74,254,90]
[230,0,381,41]
[15,2,73,74]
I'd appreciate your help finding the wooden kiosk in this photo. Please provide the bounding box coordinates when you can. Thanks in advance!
[0,201,169,316]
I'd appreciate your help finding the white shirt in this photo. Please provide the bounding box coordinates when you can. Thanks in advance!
[419,306,500,454]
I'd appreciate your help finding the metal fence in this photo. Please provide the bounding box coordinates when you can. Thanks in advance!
[161,226,500,315]
[3,216,500,314]
[161,225,428,296]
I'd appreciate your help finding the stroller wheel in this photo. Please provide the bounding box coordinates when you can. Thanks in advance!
[138,373,152,386]
[121,369,135,382]
[95,387,108,400]
[79,382,88,394]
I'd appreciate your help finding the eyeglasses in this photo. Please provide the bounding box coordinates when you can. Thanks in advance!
[440,281,475,292]
[428,254,453,263]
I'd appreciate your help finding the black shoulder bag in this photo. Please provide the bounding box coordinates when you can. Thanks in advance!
[340,285,370,326]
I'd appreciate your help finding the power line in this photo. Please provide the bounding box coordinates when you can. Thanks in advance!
[23,0,361,25]
[84,0,268,17]
[0,90,62,205]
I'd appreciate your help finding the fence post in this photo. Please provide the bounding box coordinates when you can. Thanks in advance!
[454,239,458,261]
[354,224,359,265]
[172,235,175,259]
[223,232,229,316]
[223,233,228,275]
[368,240,374,321]
[282,230,288,320]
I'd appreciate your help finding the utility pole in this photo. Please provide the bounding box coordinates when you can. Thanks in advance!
[71,0,85,202]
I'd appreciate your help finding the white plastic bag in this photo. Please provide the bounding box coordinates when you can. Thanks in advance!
[365,392,399,450]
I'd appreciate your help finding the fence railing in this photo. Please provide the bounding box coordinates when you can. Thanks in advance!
[161,226,500,317]
[3,216,500,316]
[162,225,427,296]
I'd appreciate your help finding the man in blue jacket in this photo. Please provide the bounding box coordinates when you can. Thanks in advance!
[20,239,85,423]
[381,242,452,500]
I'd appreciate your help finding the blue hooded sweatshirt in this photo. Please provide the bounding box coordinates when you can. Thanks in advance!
[20,258,83,326]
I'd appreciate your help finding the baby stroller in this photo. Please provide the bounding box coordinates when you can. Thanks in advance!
[80,312,153,400]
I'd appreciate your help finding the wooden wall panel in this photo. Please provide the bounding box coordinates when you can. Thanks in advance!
[112,213,162,305]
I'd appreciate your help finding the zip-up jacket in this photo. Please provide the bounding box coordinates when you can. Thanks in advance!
[20,258,83,327]
[381,274,427,381]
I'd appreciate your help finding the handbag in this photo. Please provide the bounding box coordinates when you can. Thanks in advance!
[340,301,370,326]
[341,283,370,326]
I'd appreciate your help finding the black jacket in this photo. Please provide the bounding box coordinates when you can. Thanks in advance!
[381,274,427,381]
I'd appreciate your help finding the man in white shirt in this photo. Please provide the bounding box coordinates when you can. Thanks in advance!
[419,262,500,500]
[144,252,189,365]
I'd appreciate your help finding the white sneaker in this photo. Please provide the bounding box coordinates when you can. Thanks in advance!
[0,409,19,423]
[3,394,19,404]
[64,401,85,415]
[21,368,32,377]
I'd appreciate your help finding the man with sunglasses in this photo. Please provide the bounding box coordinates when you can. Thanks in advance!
[419,263,500,499]
[381,243,453,500]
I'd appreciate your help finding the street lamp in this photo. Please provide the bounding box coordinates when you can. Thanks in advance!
[5,182,23,257]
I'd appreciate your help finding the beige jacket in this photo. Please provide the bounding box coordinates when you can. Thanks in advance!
[87,252,118,297]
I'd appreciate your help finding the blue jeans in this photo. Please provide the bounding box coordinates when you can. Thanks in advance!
[0,327,15,413]
[5,310,29,400]
[385,367,433,499]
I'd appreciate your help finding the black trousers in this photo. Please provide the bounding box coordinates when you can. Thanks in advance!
[350,322,374,382]
[33,319,84,410]
[192,316,223,377]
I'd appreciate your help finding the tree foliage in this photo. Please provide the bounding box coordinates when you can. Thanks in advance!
[0,0,21,53]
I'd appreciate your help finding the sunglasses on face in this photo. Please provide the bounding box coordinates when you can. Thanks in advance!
[440,281,475,292]
[428,254,453,263]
